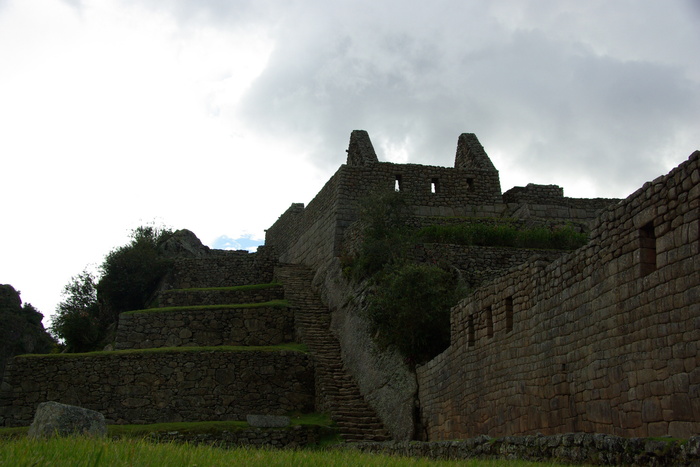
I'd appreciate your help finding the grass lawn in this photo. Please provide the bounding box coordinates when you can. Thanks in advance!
[0,436,578,466]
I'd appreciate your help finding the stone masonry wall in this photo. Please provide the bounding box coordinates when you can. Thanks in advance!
[407,244,566,289]
[417,151,700,439]
[349,435,700,466]
[266,162,504,272]
[157,285,284,308]
[338,162,502,221]
[167,247,275,289]
[115,307,294,349]
[148,425,326,449]
[265,172,341,268]
[0,350,314,427]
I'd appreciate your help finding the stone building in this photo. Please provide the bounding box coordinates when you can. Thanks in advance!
[264,130,699,440]
[2,130,697,443]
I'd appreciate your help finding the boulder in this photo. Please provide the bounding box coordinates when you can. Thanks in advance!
[246,414,291,428]
[158,229,210,258]
[27,401,106,438]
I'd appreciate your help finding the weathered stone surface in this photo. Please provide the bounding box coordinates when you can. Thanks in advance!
[148,425,322,448]
[418,150,700,439]
[27,401,106,439]
[116,306,294,350]
[318,258,417,441]
[246,414,290,428]
[1,350,314,427]
[347,434,700,465]
[164,247,276,289]
[158,229,211,258]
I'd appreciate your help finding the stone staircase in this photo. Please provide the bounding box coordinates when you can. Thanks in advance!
[1,254,392,442]
[275,264,391,442]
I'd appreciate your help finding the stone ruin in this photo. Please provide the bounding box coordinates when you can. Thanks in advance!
[1,130,698,451]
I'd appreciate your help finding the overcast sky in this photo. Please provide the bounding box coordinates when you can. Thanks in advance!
[1,0,699,326]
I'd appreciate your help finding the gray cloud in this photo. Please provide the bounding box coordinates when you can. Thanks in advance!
[234,1,700,196]
[57,0,700,196]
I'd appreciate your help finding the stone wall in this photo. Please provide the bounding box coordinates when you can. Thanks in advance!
[157,285,284,308]
[0,349,314,427]
[265,132,505,274]
[348,434,700,466]
[266,161,504,271]
[503,183,565,203]
[315,258,418,441]
[265,172,342,268]
[115,306,294,349]
[147,425,327,449]
[407,244,565,289]
[417,151,700,439]
[166,247,275,289]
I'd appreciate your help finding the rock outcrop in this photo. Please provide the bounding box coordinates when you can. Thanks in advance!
[27,401,106,438]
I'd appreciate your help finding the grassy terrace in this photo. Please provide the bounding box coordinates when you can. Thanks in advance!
[164,282,283,293]
[0,414,333,439]
[122,300,289,315]
[14,343,308,358]
[0,437,574,466]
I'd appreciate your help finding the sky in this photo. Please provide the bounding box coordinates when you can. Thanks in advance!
[1,0,699,327]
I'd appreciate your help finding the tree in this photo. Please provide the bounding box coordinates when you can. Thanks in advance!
[50,271,103,352]
[96,225,173,329]
[366,263,462,365]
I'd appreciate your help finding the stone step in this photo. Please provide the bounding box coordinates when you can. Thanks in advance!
[276,263,392,443]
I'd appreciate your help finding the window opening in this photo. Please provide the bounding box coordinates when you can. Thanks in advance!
[468,314,475,347]
[639,221,656,276]
[395,175,402,192]
[505,296,514,333]
[467,178,474,192]
[431,178,439,194]
[485,306,493,338]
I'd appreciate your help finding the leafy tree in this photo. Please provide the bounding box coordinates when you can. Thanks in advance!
[96,225,174,329]
[366,263,462,365]
[51,225,174,353]
[50,271,103,352]
[349,191,410,280]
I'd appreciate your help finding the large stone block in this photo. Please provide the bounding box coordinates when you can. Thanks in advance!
[27,401,106,439]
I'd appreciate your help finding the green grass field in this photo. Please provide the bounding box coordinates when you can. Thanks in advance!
[0,436,574,466]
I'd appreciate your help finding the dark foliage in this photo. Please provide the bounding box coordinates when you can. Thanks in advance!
[96,226,174,329]
[366,263,462,365]
[347,193,588,365]
[348,191,410,280]
[50,271,103,353]
[51,225,175,353]
[0,284,56,377]
[345,191,464,364]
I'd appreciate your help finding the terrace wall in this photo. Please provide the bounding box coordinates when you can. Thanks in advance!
[0,350,314,427]
[115,307,294,349]
[417,151,700,439]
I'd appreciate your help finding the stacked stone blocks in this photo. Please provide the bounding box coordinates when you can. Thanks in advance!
[0,251,314,427]
[417,150,700,439]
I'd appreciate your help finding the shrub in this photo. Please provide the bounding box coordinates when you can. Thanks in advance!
[348,191,410,280]
[366,263,462,365]
[96,226,174,328]
[50,271,103,352]
[53,225,175,352]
